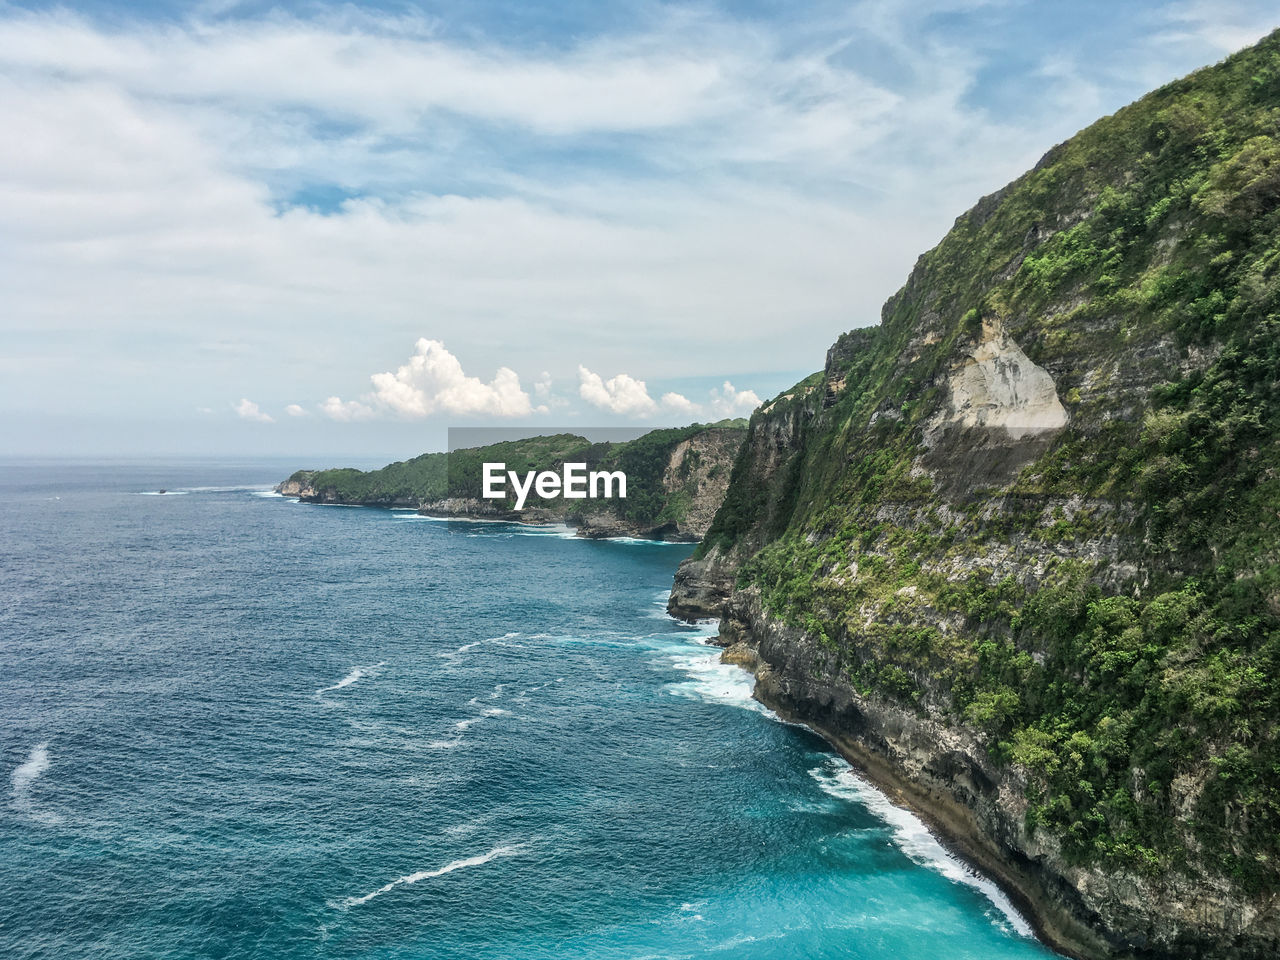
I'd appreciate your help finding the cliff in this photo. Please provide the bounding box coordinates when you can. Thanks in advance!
[672,30,1280,959]
[279,422,745,541]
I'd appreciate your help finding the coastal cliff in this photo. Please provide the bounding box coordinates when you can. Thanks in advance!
[673,31,1280,959]
[279,422,745,541]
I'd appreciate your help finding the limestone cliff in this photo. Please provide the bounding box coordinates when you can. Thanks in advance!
[673,31,1280,959]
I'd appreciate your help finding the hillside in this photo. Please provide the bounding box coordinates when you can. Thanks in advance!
[280,421,747,541]
[670,30,1280,959]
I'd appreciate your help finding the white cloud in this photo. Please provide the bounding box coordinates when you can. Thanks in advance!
[285,403,307,417]
[320,396,375,421]
[234,398,273,423]
[709,380,762,417]
[0,13,727,137]
[4,4,1278,453]
[1153,0,1276,56]
[653,381,762,419]
[660,391,699,415]
[533,372,553,399]
[369,338,536,418]
[578,365,658,417]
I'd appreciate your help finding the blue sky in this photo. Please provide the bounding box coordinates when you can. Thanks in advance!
[2,0,1277,458]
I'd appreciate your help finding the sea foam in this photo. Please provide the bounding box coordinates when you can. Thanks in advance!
[11,742,50,798]
[654,624,769,715]
[441,634,520,660]
[654,611,1033,938]
[11,742,60,824]
[809,758,1035,937]
[316,663,385,696]
[339,844,526,908]
[664,640,767,714]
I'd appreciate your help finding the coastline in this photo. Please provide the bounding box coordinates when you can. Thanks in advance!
[706,634,1106,960]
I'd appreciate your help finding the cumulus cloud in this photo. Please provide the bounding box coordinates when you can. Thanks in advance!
[578,365,658,417]
[234,398,273,423]
[710,380,762,417]
[285,403,307,417]
[318,339,541,421]
[320,396,374,422]
[369,338,537,418]
[660,392,699,415]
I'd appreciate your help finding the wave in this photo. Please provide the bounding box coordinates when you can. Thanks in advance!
[593,535,689,545]
[11,742,50,797]
[452,703,511,733]
[316,663,385,696]
[11,742,60,824]
[396,513,525,526]
[808,758,1034,937]
[664,639,768,714]
[441,634,520,660]
[645,614,1032,938]
[647,623,768,715]
[141,485,275,496]
[186,485,274,493]
[513,677,564,702]
[338,844,526,908]
[500,523,579,540]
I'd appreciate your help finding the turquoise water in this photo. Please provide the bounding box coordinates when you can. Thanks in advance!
[0,460,1060,959]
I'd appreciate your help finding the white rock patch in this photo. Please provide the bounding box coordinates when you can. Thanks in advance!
[932,321,1068,440]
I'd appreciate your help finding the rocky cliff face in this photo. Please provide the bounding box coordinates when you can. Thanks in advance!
[414,427,743,540]
[672,31,1280,959]
[277,476,316,498]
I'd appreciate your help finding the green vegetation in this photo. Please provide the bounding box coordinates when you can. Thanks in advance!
[704,31,1280,892]
[284,420,747,535]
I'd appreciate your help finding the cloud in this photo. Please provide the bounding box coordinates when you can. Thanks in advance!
[234,398,273,422]
[369,338,536,417]
[1152,0,1277,56]
[653,381,762,419]
[710,380,762,417]
[320,396,374,421]
[578,365,658,416]
[660,391,699,415]
[0,12,726,137]
[4,3,1279,454]
[284,403,307,417]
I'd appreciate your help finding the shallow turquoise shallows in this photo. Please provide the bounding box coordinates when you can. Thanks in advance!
[0,460,1061,960]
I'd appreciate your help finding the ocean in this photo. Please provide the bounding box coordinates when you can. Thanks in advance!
[0,459,1060,959]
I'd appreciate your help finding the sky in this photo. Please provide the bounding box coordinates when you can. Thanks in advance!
[1,0,1277,460]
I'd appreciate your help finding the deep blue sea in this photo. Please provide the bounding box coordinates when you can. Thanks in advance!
[0,459,1061,960]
